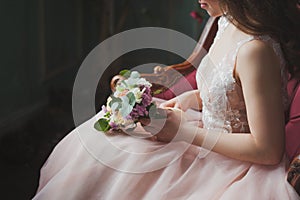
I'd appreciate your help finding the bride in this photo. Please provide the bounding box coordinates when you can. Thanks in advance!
[33,0,300,199]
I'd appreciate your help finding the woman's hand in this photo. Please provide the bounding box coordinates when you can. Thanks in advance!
[140,108,195,143]
[159,90,202,111]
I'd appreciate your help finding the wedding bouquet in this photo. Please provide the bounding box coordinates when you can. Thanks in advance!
[94,70,156,132]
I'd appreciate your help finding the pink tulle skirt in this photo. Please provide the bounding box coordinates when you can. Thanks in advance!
[33,108,299,199]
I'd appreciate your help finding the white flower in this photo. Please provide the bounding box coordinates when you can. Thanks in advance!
[130,71,140,79]
[124,71,152,88]
[110,112,124,124]
[114,88,129,98]
[110,111,134,128]
[106,97,112,111]
[129,87,143,103]
[136,78,152,87]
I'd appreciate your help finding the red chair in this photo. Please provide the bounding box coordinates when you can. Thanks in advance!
[286,78,300,195]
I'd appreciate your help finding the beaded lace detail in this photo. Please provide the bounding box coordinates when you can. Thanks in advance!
[196,16,287,133]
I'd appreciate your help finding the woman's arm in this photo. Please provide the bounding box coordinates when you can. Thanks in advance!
[191,40,285,165]
[147,40,285,165]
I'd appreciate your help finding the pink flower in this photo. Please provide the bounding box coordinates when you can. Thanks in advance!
[190,11,203,24]
[141,86,152,106]
[109,121,119,130]
[101,105,108,113]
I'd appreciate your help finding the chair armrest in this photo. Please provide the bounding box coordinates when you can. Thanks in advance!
[110,17,219,93]
[287,154,300,195]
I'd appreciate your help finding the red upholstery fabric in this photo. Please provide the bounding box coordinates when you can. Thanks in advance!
[285,78,300,161]
[154,69,197,100]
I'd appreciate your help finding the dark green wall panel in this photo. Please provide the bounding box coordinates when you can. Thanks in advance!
[0,0,207,134]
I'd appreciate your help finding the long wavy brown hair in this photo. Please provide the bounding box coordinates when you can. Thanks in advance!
[219,0,300,79]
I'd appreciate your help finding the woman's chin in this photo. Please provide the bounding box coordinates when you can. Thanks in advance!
[201,7,223,18]
[206,10,223,17]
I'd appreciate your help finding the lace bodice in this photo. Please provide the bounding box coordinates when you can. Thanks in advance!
[196,16,287,133]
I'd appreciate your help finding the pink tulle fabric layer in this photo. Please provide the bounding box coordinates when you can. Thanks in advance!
[33,108,299,199]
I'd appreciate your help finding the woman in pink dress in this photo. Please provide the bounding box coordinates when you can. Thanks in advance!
[33,0,300,199]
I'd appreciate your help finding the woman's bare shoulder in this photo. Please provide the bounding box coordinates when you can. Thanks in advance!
[236,39,281,77]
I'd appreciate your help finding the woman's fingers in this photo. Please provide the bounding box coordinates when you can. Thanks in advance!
[159,97,185,111]
[173,103,181,109]
[159,101,173,108]
[139,117,151,126]
[143,126,158,135]
[160,101,182,110]
[159,98,178,108]
[140,108,168,136]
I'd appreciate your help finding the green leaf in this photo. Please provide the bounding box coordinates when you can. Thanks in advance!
[119,69,131,78]
[94,118,110,132]
[120,104,133,117]
[120,80,128,87]
[153,89,163,95]
[126,92,136,106]
[109,96,122,107]
[104,111,111,118]
[111,102,120,111]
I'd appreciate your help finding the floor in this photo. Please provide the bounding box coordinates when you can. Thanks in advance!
[0,88,75,199]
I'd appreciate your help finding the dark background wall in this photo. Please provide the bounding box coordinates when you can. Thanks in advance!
[0,0,207,198]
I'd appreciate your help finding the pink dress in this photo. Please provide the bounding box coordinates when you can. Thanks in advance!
[33,17,300,199]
